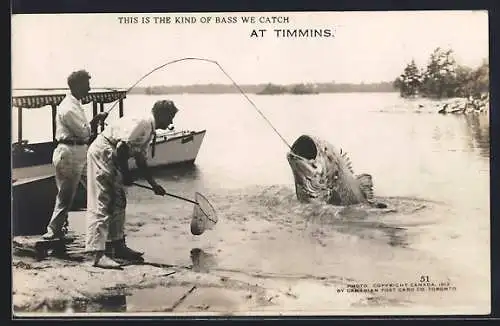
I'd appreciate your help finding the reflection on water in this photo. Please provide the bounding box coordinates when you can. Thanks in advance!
[148,164,202,180]
[133,163,203,183]
[190,248,217,273]
[73,295,127,313]
[16,294,127,313]
[335,207,409,248]
[463,113,490,158]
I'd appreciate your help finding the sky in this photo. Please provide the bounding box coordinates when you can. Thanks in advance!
[11,11,489,88]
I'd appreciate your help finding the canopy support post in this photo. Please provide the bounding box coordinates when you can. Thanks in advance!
[119,98,124,118]
[99,102,105,132]
[17,107,23,144]
[92,101,98,136]
[51,104,57,142]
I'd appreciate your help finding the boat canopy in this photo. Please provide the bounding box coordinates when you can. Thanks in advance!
[12,88,128,144]
[12,89,127,109]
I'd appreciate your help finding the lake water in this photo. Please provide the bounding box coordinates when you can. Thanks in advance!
[12,92,491,313]
[13,92,490,207]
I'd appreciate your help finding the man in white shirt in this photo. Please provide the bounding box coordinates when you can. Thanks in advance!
[85,100,177,268]
[42,70,108,240]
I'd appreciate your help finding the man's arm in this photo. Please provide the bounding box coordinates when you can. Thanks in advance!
[112,120,149,184]
[113,141,132,183]
[89,112,108,130]
[134,152,166,196]
[61,109,91,140]
[134,152,156,187]
[87,112,109,144]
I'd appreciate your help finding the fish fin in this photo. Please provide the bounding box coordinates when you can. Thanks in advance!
[341,150,355,174]
[356,173,374,201]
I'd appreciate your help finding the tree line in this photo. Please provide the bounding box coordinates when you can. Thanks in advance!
[394,47,489,99]
[129,81,396,95]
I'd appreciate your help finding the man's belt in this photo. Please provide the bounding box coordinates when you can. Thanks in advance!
[57,139,88,146]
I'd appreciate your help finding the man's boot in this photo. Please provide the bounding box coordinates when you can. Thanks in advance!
[42,228,65,240]
[42,219,69,240]
[92,251,122,270]
[110,238,144,261]
[104,241,115,257]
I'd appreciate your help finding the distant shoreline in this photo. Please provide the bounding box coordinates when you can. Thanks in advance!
[128,81,396,95]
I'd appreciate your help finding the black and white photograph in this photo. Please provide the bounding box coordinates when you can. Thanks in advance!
[11,11,490,316]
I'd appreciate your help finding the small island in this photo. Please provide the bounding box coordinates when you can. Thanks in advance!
[257,83,319,95]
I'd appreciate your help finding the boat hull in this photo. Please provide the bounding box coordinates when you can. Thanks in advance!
[12,141,56,182]
[12,130,207,179]
[12,175,58,236]
[12,163,54,182]
[128,130,206,169]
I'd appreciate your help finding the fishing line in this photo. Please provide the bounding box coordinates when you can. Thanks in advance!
[104,57,292,150]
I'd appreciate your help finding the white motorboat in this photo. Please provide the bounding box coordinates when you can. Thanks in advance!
[128,128,206,170]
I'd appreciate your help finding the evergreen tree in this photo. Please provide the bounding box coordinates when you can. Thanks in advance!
[420,48,459,98]
[394,47,488,100]
[394,59,422,97]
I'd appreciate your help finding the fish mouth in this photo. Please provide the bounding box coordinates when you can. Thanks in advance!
[289,135,318,160]
[287,135,318,171]
[287,135,323,198]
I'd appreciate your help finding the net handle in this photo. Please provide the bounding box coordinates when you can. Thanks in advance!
[132,182,197,205]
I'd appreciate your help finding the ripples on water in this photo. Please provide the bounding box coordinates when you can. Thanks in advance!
[191,184,456,257]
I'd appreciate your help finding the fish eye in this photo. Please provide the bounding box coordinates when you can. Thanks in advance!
[334,171,339,180]
[311,162,317,169]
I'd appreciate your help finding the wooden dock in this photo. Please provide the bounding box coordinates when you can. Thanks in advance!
[12,229,144,266]
[13,232,82,260]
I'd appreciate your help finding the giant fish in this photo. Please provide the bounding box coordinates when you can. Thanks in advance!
[286,135,387,208]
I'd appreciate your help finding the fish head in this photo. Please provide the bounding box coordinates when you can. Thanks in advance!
[287,135,337,202]
[288,135,379,206]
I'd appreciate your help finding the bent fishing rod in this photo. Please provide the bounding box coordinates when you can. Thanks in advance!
[103,57,292,150]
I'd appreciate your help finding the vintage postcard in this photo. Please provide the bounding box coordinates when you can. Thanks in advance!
[11,11,490,316]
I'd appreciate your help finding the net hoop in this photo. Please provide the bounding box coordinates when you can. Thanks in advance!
[190,192,217,235]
